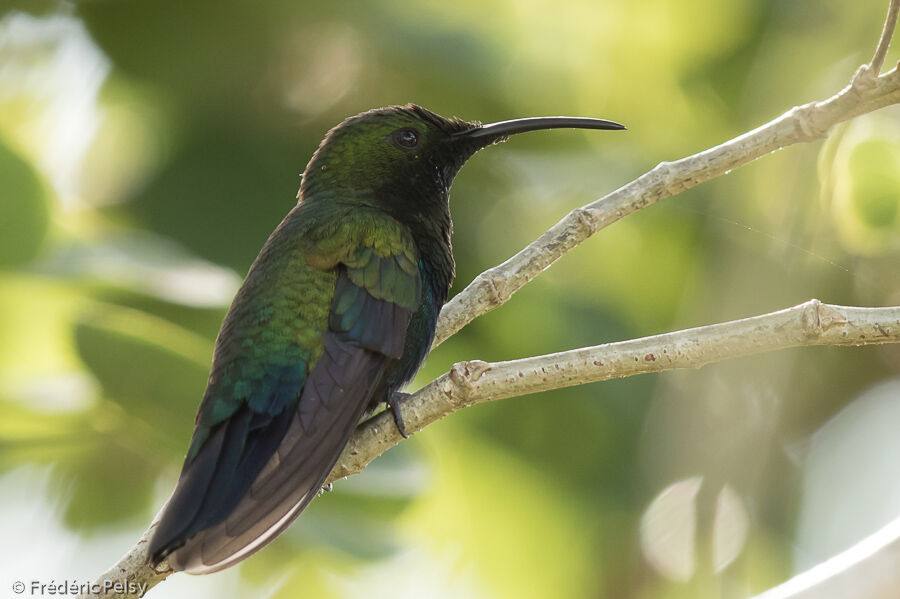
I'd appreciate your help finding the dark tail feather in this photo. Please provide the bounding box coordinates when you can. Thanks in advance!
[164,335,387,574]
[148,397,296,565]
[147,419,228,565]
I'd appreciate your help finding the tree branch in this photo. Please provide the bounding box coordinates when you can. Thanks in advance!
[79,301,900,597]
[433,24,900,349]
[870,0,900,76]
[332,301,900,483]
[80,3,900,597]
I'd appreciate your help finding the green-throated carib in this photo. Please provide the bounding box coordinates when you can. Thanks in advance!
[148,104,624,573]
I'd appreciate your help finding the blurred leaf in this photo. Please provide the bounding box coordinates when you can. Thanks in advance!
[0,399,92,470]
[846,139,900,229]
[641,476,702,582]
[0,393,164,531]
[74,303,212,451]
[794,379,900,570]
[827,120,900,255]
[0,275,84,377]
[405,428,595,599]
[1,2,59,17]
[242,548,345,599]
[2,1,899,595]
[111,133,301,271]
[713,484,749,573]
[51,435,159,530]
[287,509,401,561]
[546,206,701,333]
[639,478,749,581]
[38,230,241,308]
[0,136,50,267]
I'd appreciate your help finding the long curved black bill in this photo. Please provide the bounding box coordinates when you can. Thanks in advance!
[455,116,626,139]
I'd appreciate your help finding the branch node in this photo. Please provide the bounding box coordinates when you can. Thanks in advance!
[478,271,505,308]
[571,206,599,236]
[448,360,491,404]
[799,299,847,338]
[800,298,824,338]
[789,102,829,141]
[652,161,676,186]
[81,2,900,593]
[852,64,878,91]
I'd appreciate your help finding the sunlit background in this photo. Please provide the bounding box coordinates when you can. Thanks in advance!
[1,0,899,597]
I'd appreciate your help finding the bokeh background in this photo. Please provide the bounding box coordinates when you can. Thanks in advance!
[2,0,900,597]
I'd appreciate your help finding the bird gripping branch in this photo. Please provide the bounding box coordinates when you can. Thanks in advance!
[148,104,624,574]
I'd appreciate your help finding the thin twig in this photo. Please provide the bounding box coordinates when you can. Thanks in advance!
[870,0,900,76]
[433,52,900,349]
[79,2,900,596]
[335,300,900,482]
[81,301,900,598]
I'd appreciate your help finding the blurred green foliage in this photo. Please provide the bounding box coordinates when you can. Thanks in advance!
[0,0,898,597]
[0,137,49,267]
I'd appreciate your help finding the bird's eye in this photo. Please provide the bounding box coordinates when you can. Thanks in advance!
[390,128,419,149]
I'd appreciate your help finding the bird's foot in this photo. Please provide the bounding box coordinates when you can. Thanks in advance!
[387,392,411,439]
[317,483,333,496]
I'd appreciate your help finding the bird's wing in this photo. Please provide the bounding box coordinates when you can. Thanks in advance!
[148,207,420,573]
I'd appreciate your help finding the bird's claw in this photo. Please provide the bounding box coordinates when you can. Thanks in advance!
[387,392,410,439]
[317,483,333,496]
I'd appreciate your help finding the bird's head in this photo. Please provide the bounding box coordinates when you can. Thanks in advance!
[299,103,624,220]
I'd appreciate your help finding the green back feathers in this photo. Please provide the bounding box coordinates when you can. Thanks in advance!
[189,203,419,447]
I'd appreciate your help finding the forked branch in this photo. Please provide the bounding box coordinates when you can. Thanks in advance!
[80,2,900,597]
[433,0,900,349]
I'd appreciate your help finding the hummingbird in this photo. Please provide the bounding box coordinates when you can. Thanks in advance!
[147,104,624,573]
